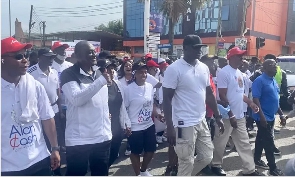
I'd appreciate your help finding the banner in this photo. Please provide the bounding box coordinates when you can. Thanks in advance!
[149,13,163,33]
[74,40,101,53]
[52,41,76,57]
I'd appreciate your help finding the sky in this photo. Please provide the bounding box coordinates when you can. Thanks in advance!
[1,0,123,38]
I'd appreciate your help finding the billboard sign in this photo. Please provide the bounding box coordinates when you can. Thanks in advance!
[149,13,163,33]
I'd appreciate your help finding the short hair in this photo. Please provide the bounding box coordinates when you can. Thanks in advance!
[251,57,259,62]
[29,51,37,58]
[264,54,276,60]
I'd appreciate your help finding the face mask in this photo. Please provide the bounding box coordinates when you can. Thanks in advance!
[56,54,66,61]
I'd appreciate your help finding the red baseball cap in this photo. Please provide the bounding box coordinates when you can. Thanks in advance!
[227,47,247,59]
[145,53,152,59]
[159,62,169,69]
[147,60,159,67]
[51,41,69,51]
[1,37,32,55]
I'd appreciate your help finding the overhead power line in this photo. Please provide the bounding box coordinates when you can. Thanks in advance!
[34,1,123,10]
[37,11,123,18]
[35,5,122,15]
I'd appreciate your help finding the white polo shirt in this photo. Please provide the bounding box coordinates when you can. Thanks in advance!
[217,65,245,119]
[28,64,59,113]
[162,59,210,127]
[60,64,112,146]
[1,75,54,172]
[51,60,73,109]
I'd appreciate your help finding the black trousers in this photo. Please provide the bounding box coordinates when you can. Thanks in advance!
[66,140,111,176]
[206,117,215,141]
[109,133,123,167]
[254,120,277,170]
[1,157,51,176]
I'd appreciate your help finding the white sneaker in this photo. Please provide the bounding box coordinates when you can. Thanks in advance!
[125,150,131,156]
[162,136,167,142]
[156,136,163,144]
[140,170,153,176]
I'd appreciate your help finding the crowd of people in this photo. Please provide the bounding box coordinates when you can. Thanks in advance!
[1,35,295,176]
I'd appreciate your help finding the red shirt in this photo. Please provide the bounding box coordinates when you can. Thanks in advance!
[206,75,216,118]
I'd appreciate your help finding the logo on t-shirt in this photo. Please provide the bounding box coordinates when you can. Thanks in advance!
[9,125,37,151]
[237,77,244,88]
[138,100,152,123]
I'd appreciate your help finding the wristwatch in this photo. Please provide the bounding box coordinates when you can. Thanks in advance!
[51,146,60,152]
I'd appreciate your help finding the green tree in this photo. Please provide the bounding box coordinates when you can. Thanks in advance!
[138,0,210,55]
[95,19,123,36]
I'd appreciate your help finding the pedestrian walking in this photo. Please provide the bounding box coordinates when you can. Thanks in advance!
[252,59,285,176]
[1,37,60,176]
[163,35,224,176]
[211,47,261,176]
[124,61,163,176]
[60,41,112,176]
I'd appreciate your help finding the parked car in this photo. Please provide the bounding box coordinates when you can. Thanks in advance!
[277,56,295,110]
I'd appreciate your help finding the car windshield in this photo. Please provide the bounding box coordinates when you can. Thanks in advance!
[277,58,295,75]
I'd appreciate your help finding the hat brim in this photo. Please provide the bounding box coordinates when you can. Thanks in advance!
[227,50,247,59]
[53,44,69,51]
[132,64,148,71]
[147,64,159,68]
[13,43,33,53]
[193,44,207,47]
[42,53,57,57]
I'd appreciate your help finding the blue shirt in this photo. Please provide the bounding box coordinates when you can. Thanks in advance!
[252,73,280,121]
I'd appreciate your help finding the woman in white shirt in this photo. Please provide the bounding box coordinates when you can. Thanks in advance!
[118,61,133,88]
[125,61,163,176]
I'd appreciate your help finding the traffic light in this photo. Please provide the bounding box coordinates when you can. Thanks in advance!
[256,37,265,49]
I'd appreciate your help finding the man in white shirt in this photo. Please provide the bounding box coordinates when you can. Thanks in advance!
[27,49,63,175]
[163,35,224,176]
[51,41,73,152]
[1,37,60,175]
[211,47,261,176]
[60,41,112,176]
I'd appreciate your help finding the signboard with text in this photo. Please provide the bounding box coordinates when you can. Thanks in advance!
[149,13,163,33]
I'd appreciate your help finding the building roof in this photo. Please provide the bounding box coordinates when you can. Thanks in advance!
[45,30,123,41]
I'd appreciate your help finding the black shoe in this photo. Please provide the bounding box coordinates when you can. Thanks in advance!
[269,168,284,176]
[244,170,263,176]
[274,148,281,155]
[198,165,215,176]
[211,167,226,176]
[255,160,269,170]
[163,165,178,176]
[274,129,280,134]
[248,133,255,138]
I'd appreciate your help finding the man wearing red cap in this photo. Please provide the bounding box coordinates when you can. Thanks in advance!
[145,53,153,61]
[1,37,60,175]
[212,47,261,176]
[51,41,73,153]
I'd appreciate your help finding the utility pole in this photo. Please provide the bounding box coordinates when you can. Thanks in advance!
[41,21,46,47]
[215,0,222,55]
[9,0,11,36]
[28,5,33,43]
[143,0,150,55]
[240,0,248,36]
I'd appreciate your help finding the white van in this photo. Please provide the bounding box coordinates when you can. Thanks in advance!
[277,56,295,91]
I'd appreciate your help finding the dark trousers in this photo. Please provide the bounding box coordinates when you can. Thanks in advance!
[157,131,164,136]
[206,117,215,141]
[66,141,111,176]
[254,120,277,170]
[1,157,51,176]
[109,134,123,167]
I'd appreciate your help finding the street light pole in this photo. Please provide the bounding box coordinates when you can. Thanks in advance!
[9,0,11,36]
[143,0,150,55]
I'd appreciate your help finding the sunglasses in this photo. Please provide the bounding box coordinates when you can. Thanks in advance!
[3,53,29,60]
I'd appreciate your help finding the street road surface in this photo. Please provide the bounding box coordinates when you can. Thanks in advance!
[59,115,295,176]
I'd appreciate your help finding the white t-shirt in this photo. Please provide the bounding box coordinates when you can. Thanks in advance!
[242,73,252,112]
[1,76,54,172]
[162,59,210,127]
[124,82,154,131]
[146,73,159,87]
[118,77,129,88]
[51,60,73,109]
[217,65,245,119]
[28,64,60,113]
